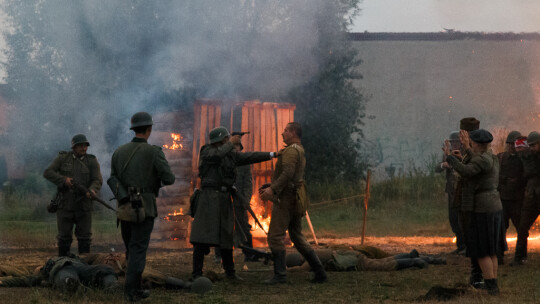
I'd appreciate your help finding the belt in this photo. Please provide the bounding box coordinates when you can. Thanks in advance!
[202,186,229,192]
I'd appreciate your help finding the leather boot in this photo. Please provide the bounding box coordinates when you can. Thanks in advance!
[485,278,499,295]
[395,258,428,270]
[303,250,328,283]
[221,249,243,281]
[419,255,446,265]
[469,258,485,289]
[264,250,287,284]
[192,245,206,279]
[78,241,91,255]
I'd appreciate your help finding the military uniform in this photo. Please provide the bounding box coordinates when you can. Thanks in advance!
[190,140,272,278]
[110,136,175,299]
[266,142,327,283]
[44,150,102,256]
[514,150,540,263]
[233,164,254,257]
[497,152,526,231]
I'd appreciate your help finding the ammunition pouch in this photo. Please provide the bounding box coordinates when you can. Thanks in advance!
[47,191,62,213]
[116,187,145,223]
[189,188,201,218]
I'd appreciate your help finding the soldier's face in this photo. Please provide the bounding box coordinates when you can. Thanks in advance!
[73,143,88,157]
[530,143,540,153]
[282,125,295,145]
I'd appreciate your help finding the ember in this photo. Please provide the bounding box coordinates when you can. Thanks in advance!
[163,133,184,150]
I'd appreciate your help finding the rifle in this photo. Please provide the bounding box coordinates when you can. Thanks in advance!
[72,182,117,212]
[238,244,273,264]
[233,191,268,235]
[231,131,250,137]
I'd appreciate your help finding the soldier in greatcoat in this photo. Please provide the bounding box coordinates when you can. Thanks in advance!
[44,134,102,257]
[190,126,275,280]
[108,112,175,302]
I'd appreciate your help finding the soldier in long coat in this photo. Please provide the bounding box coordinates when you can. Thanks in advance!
[44,134,102,257]
[190,126,275,280]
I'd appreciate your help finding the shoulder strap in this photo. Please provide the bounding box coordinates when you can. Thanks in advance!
[119,145,143,179]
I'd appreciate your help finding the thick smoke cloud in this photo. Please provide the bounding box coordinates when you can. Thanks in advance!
[1,0,344,169]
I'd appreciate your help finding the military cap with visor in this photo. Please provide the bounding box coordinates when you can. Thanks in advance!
[209,126,230,144]
[71,134,90,148]
[469,129,493,144]
[527,131,540,145]
[506,131,522,144]
[130,112,153,130]
[459,117,480,131]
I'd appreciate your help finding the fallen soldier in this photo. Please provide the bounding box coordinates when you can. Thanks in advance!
[285,247,446,271]
[0,253,190,291]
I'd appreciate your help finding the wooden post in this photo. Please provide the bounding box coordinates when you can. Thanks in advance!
[305,211,319,246]
[361,169,372,245]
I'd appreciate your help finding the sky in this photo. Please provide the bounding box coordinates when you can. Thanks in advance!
[352,0,540,33]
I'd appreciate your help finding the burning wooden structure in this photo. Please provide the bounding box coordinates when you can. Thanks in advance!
[152,99,296,248]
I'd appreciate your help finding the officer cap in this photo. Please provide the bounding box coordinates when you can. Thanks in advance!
[191,276,213,294]
[71,134,90,148]
[527,131,540,145]
[448,131,460,141]
[130,112,153,130]
[469,129,493,144]
[209,126,230,144]
[506,131,522,144]
[459,117,480,131]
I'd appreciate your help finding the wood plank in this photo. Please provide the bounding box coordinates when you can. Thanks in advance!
[191,103,202,189]
[269,106,277,168]
[241,105,249,150]
[214,105,222,128]
[253,104,261,178]
[260,104,267,175]
[208,105,215,131]
[248,106,254,152]
[277,108,285,150]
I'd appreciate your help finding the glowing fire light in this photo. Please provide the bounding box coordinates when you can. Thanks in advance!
[163,208,185,221]
[163,133,184,150]
[452,235,540,243]
[247,196,271,238]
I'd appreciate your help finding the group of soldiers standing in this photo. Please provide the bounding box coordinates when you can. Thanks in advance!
[42,111,326,301]
[438,117,540,295]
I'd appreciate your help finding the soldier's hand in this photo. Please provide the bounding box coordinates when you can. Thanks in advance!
[442,140,450,156]
[459,130,470,148]
[441,162,451,169]
[86,189,96,199]
[230,135,242,145]
[65,177,73,187]
[452,150,462,158]
[259,187,274,201]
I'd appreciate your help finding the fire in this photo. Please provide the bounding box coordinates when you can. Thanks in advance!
[163,208,185,221]
[248,196,271,238]
[163,133,184,150]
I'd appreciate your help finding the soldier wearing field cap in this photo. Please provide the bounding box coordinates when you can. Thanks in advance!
[445,128,504,295]
[108,112,175,302]
[436,131,465,254]
[190,126,276,281]
[513,131,540,266]
[497,131,526,263]
[44,134,103,257]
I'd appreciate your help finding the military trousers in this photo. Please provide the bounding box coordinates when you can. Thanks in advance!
[120,217,155,296]
[56,209,92,253]
[501,199,522,231]
[515,195,540,261]
[233,203,253,251]
[267,196,312,254]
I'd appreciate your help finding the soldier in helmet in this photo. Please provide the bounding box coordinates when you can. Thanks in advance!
[190,126,276,281]
[513,131,540,265]
[436,131,465,254]
[44,134,103,257]
[108,112,175,302]
[497,131,526,263]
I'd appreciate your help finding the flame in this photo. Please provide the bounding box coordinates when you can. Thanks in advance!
[163,133,184,150]
[163,208,185,221]
[248,196,271,238]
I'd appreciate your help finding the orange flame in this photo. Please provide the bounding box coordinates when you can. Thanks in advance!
[163,208,185,221]
[163,133,184,150]
[248,196,271,238]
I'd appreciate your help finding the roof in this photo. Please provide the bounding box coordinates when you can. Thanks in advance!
[348,32,540,41]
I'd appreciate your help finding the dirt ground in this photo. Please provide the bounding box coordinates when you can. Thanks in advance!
[1,237,539,303]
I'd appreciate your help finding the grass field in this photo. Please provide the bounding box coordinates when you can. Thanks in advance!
[2,173,534,303]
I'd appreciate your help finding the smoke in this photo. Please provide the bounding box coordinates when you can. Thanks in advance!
[0,0,348,170]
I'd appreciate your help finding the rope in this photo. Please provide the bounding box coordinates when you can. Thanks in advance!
[309,193,366,208]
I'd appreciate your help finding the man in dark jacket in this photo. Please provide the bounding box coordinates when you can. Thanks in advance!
[44,134,103,257]
[497,131,526,263]
[108,112,175,302]
[436,131,465,254]
[513,131,540,265]
[190,126,275,280]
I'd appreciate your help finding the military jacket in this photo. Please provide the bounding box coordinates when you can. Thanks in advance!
[271,143,305,198]
[234,164,252,208]
[497,152,526,201]
[110,137,175,218]
[447,150,502,213]
[44,151,102,211]
[435,156,457,195]
[190,141,271,248]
